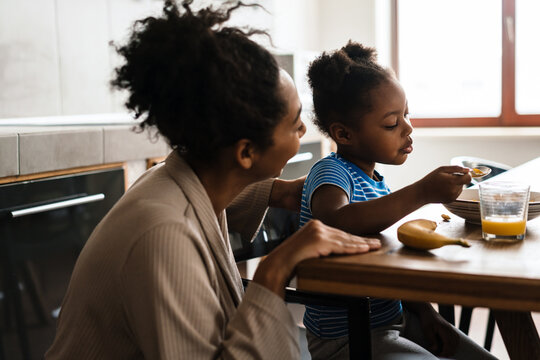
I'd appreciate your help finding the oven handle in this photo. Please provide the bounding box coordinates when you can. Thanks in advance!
[9,193,105,218]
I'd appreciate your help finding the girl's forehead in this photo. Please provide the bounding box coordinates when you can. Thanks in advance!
[372,80,405,103]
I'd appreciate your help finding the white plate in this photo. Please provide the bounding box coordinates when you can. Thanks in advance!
[442,189,540,224]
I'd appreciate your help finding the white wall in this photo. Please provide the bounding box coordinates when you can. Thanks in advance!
[271,0,320,52]
[0,0,164,119]
[318,0,376,51]
[271,0,376,53]
[0,0,378,120]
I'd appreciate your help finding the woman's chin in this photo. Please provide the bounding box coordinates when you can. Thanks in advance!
[273,169,284,178]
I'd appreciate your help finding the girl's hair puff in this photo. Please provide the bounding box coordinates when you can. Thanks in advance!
[111,0,286,163]
[308,41,394,137]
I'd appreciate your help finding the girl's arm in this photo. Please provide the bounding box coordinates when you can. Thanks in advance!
[312,166,472,235]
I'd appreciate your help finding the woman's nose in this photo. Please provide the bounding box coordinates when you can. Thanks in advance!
[299,120,307,138]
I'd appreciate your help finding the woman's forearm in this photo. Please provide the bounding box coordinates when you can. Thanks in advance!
[268,177,306,212]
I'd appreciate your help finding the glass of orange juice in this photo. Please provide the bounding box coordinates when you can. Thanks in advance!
[479,181,530,242]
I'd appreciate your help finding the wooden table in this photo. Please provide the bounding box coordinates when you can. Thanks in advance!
[296,157,540,360]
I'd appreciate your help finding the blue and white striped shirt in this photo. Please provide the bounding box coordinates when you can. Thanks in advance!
[300,152,403,339]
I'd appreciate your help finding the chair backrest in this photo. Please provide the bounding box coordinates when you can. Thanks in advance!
[232,207,298,262]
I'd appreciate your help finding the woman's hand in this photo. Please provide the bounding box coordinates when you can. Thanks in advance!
[416,166,472,204]
[268,176,306,212]
[404,301,460,357]
[252,220,381,297]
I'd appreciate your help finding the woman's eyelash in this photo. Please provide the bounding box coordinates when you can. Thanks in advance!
[384,123,398,129]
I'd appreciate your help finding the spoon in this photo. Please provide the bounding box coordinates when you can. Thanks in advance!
[469,166,492,178]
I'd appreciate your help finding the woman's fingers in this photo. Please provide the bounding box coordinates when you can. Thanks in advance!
[333,232,381,252]
[305,220,381,256]
[326,223,381,247]
[255,220,381,297]
[363,236,382,249]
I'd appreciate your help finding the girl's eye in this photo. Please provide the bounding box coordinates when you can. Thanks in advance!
[384,123,398,129]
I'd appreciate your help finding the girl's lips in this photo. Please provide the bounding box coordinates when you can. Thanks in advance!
[401,137,413,154]
[401,144,413,154]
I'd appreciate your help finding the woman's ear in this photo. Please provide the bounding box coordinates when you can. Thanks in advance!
[329,122,352,145]
[234,139,256,169]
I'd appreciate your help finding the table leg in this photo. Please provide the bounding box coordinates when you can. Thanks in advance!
[348,298,371,360]
[492,310,540,360]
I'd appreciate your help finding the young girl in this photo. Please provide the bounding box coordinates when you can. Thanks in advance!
[300,42,498,359]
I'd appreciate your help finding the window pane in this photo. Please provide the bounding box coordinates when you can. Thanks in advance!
[398,0,501,118]
[515,0,540,114]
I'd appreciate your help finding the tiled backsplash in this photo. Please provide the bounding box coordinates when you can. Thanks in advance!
[0,125,170,177]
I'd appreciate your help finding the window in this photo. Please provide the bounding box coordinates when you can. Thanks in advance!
[394,0,540,126]
[515,0,540,115]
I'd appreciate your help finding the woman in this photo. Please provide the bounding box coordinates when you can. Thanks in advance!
[44,1,380,359]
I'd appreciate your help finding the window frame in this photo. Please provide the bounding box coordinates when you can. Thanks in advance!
[392,0,540,127]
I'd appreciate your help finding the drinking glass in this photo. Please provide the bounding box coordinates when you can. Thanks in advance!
[479,181,530,242]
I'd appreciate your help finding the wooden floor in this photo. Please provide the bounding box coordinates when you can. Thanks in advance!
[452,306,540,360]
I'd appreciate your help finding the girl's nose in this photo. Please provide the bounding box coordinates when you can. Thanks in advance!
[402,115,413,135]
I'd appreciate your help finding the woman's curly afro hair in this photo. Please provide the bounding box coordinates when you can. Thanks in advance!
[111,0,287,163]
[308,41,394,137]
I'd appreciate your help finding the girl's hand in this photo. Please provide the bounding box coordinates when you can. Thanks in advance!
[252,220,381,297]
[416,166,472,204]
[269,176,306,212]
[404,301,460,357]
[419,309,460,357]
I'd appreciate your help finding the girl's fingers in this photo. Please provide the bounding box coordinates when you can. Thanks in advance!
[440,165,469,174]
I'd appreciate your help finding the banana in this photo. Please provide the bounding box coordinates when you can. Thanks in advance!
[397,219,470,250]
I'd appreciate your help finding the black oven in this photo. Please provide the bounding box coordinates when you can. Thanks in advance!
[0,167,125,360]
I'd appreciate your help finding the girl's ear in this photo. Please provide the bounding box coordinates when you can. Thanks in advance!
[234,139,256,169]
[329,122,353,145]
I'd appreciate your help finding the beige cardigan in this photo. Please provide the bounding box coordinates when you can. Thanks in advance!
[45,151,299,359]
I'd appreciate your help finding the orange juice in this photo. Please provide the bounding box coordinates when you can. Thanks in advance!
[481,216,527,236]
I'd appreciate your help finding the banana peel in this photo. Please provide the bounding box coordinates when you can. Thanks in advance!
[397,219,470,250]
